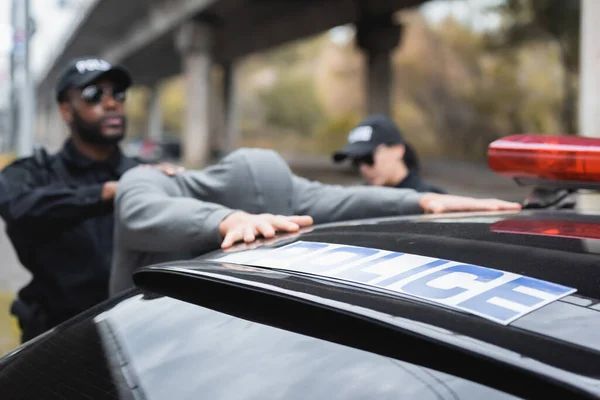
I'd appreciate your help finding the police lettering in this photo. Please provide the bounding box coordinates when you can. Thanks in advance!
[215,241,576,325]
[348,126,373,143]
[458,276,571,322]
[76,59,111,74]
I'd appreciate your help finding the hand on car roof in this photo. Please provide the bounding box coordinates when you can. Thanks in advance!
[219,211,314,248]
[419,193,522,214]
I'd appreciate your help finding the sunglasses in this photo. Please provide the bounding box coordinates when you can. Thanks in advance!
[80,85,127,104]
[351,154,374,167]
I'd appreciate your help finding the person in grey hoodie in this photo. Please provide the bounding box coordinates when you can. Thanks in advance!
[109,148,521,295]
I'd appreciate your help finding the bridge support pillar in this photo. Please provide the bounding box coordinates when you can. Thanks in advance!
[208,61,239,160]
[147,85,163,142]
[37,96,65,152]
[50,100,66,152]
[175,21,214,168]
[356,14,403,116]
[35,99,49,146]
[222,61,239,154]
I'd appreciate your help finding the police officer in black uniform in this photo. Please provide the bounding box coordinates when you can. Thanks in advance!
[333,115,446,194]
[0,57,180,342]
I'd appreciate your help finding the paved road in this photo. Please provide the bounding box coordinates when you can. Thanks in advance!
[0,158,528,356]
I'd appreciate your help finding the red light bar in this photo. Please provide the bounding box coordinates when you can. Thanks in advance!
[488,134,600,189]
[490,219,600,241]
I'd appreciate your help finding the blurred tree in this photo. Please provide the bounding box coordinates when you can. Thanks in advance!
[392,10,562,160]
[311,113,361,154]
[314,39,365,118]
[392,13,502,160]
[258,71,325,136]
[236,35,329,142]
[159,76,185,135]
[487,0,581,134]
[255,34,329,69]
[124,86,150,139]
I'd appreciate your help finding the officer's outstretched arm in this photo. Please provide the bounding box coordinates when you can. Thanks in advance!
[290,176,425,224]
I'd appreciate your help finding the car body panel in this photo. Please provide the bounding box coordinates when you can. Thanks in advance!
[0,291,520,400]
[512,299,600,352]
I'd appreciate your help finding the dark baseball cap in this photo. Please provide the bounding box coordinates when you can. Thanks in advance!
[55,57,133,102]
[333,115,419,168]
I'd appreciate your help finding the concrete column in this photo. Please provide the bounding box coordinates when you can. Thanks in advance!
[577,0,600,212]
[37,96,55,150]
[45,97,55,148]
[50,99,66,152]
[43,98,52,147]
[147,86,163,142]
[366,51,392,115]
[209,67,225,159]
[356,14,402,116]
[175,21,213,168]
[223,61,240,153]
[34,99,47,146]
[579,0,600,138]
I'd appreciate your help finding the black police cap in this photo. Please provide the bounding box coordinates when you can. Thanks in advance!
[55,57,133,102]
[333,115,420,169]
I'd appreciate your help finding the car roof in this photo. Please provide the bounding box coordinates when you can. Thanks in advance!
[133,208,600,399]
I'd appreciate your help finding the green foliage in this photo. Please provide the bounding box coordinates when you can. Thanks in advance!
[124,86,151,139]
[311,114,361,154]
[0,292,20,357]
[159,77,185,135]
[258,72,325,136]
[258,34,328,68]
[489,0,580,68]
[486,0,581,133]
[391,11,564,160]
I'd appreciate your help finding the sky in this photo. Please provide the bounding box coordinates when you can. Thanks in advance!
[0,0,93,83]
[421,0,504,30]
[0,0,96,110]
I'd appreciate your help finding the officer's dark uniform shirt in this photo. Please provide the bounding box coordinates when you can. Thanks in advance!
[396,169,447,194]
[0,139,139,328]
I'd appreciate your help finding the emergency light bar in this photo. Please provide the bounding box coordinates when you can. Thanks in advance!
[490,219,600,241]
[488,134,600,190]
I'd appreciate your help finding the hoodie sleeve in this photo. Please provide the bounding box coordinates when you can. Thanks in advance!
[114,167,235,253]
[290,175,425,224]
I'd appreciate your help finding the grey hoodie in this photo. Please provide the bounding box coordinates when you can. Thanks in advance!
[109,148,425,295]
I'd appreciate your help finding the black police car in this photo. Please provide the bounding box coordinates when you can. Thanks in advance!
[1,135,600,400]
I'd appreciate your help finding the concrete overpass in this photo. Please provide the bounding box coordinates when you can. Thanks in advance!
[35,0,429,167]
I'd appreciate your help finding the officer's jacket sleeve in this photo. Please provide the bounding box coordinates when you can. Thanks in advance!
[0,159,109,231]
[290,176,425,224]
[114,166,235,253]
